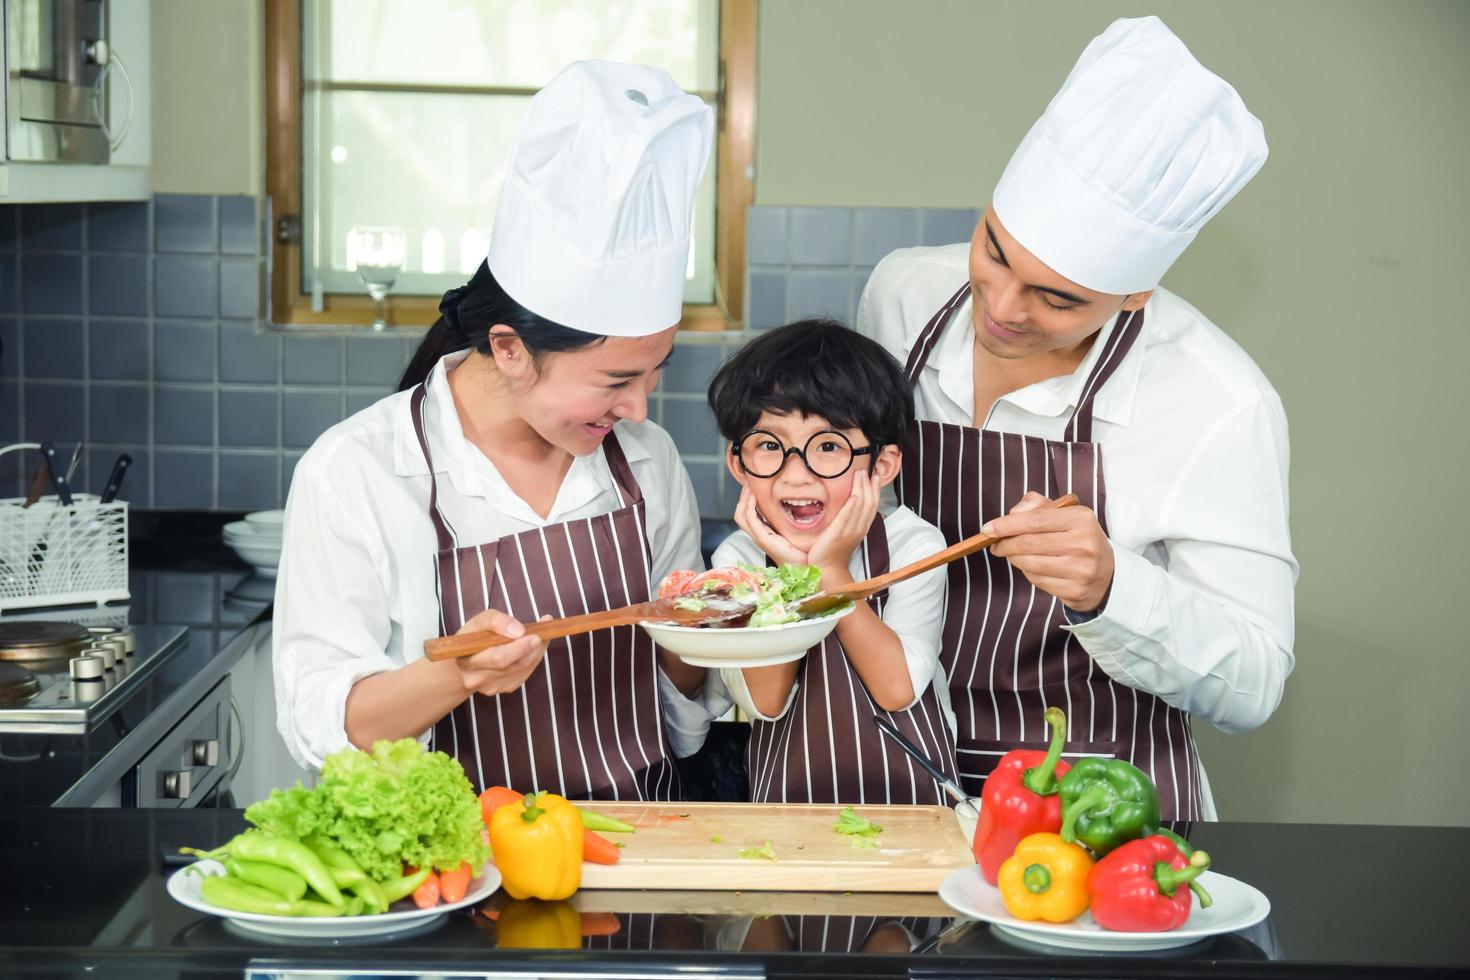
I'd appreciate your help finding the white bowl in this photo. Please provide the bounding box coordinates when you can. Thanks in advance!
[954,798,980,846]
[227,539,282,577]
[223,520,282,547]
[640,604,854,668]
[244,509,286,531]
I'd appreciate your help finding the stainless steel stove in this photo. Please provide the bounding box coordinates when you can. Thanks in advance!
[0,621,189,735]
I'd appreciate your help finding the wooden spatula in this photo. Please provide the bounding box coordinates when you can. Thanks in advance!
[422,493,1079,663]
[791,493,1079,617]
[422,595,753,662]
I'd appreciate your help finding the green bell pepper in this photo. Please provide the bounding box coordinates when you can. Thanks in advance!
[1057,756,1160,856]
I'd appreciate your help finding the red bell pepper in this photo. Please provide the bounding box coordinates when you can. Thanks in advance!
[1087,834,1213,932]
[973,706,1072,884]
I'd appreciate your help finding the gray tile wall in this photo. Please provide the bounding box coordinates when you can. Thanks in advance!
[1,198,960,520]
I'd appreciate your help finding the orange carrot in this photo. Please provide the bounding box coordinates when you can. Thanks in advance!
[578,911,623,936]
[479,786,524,829]
[439,861,472,903]
[582,829,621,865]
[410,868,441,909]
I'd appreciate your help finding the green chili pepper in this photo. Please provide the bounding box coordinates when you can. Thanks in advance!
[1057,757,1161,856]
[222,857,308,901]
[379,866,432,904]
[184,834,345,906]
[200,874,300,916]
[305,836,387,913]
[577,808,636,834]
[297,895,366,917]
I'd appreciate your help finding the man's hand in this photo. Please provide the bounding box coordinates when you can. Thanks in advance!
[983,491,1114,612]
[734,485,809,566]
[452,608,548,696]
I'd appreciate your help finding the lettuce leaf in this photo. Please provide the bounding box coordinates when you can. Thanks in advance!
[244,738,489,882]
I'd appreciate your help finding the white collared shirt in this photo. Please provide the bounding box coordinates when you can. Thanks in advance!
[273,351,707,770]
[710,505,956,734]
[858,245,1297,815]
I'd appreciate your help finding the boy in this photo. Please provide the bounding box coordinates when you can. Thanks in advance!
[705,319,959,804]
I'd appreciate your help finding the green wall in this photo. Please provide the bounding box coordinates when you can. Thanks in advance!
[757,0,1470,825]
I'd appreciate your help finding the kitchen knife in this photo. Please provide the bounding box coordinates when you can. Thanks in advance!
[98,453,133,504]
[38,441,74,507]
[873,715,973,806]
[64,443,83,483]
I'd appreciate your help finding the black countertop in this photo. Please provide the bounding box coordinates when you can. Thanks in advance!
[1,806,1466,978]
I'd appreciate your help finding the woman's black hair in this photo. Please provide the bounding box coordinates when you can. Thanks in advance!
[707,318,914,449]
[397,261,605,391]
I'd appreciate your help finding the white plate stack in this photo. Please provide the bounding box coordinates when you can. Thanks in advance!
[223,510,285,577]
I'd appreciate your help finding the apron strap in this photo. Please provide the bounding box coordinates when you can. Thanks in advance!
[863,511,891,580]
[1062,307,1146,443]
[600,430,644,509]
[409,382,457,555]
[903,283,972,384]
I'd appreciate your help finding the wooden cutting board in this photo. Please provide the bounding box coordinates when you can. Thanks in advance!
[575,801,973,892]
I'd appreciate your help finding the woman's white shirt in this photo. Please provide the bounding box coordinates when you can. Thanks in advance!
[710,505,956,734]
[857,244,1298,747]
[273,350,706,770]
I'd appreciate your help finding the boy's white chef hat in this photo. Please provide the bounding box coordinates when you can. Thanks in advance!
[992,16,1268,295]
[488,60,713,335]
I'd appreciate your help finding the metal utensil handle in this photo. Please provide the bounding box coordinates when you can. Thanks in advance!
[872,714,970,805]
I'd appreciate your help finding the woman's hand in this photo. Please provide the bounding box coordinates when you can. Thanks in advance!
[807,468,881,577]
[983,491,1115,612]
[452,608,548,696]
[734,485,809,566]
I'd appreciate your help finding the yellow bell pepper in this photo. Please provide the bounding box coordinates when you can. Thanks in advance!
[494,899,583,949]
[997,832,1094,923]
[490,791,584,900]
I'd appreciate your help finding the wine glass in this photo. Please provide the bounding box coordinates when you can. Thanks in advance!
[348,226,407,331]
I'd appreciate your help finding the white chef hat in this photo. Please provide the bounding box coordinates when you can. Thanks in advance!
[488,60,713,336]
[992,16,1267,295]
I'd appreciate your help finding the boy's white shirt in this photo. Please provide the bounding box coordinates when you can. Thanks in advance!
[703,505,956,732]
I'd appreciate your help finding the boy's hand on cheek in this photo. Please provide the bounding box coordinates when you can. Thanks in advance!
[735,485,809,565]
[807,470,881,580]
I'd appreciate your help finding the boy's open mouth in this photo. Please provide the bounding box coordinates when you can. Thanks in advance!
[779,497,826,529]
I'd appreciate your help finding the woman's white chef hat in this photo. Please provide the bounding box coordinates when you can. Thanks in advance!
[992,16,1268,295]
[488,60,713,336]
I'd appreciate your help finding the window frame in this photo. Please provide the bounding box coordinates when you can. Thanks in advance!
[264,0,755,332]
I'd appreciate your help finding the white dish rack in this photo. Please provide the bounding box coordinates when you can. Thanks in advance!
[0,493,130,611]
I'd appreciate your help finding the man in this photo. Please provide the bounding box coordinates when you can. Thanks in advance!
[857,16,1296,819]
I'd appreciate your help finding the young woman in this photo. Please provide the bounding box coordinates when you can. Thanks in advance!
[273,60,715,800]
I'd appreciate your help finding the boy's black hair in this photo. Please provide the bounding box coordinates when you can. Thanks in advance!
[707,318,914,449]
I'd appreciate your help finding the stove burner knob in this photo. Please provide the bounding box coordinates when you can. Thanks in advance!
[69,655,105,681]
[89,643,117,670]
[191,739,220,766]
[163,770,193,800]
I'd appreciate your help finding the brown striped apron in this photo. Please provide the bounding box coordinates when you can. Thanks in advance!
[746,514,961,804]
[894,283,1202,820]
[410,383,679,800]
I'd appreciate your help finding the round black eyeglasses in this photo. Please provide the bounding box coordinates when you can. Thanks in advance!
[732,429,878,480]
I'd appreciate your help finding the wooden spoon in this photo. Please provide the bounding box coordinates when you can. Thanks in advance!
[422,493,1079,663]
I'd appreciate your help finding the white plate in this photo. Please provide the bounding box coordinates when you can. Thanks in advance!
[937,863,1269,953]
[641,604,854,668]
[168,859,501,939]
[226,540,281,573]
[223,521,282,545]
[244,509,286,530]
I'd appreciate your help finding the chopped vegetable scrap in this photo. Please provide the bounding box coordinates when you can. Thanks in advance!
[737,841,778,861]
[834,806,884,839]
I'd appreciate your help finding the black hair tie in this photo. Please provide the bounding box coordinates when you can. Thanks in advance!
[439,285,469,334]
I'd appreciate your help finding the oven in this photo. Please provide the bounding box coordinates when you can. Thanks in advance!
[0,618,239,808]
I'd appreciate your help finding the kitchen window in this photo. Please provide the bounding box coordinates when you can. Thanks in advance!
[265,0,754,332]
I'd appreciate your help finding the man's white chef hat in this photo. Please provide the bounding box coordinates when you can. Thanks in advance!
[487,60,713,336]
[992,16,1268,295]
